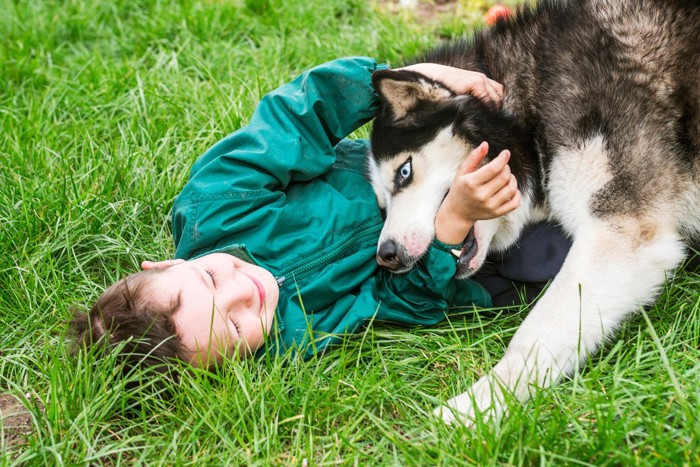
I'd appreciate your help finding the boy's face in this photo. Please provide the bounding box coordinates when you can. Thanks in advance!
[146,253,279,367]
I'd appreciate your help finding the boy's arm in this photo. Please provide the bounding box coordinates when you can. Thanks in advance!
[181,57,383,193]
[172,57,385,256]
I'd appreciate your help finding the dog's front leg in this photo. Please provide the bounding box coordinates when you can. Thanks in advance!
[435,221,685,426]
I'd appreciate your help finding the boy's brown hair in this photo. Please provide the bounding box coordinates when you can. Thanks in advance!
[71,270,186,374]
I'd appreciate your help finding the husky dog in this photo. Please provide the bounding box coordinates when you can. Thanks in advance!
[369,0,700,424]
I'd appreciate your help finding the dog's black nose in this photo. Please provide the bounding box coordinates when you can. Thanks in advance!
[377,240,402,270]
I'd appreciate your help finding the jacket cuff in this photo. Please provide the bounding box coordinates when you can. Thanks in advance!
[432,237,464,253]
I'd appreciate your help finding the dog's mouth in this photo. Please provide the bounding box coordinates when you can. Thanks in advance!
[455,227,480,277]
[378,227,481,276]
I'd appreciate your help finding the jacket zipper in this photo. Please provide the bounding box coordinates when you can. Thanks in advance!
[284,222,383,281]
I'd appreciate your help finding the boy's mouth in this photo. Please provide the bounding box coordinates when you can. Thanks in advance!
[243,272,266,314]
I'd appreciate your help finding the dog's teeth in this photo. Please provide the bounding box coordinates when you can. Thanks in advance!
[451,249,462,258]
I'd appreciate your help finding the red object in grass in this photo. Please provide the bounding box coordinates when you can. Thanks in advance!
[484,4,512,25]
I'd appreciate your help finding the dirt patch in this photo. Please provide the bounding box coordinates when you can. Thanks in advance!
[1,393,40,448]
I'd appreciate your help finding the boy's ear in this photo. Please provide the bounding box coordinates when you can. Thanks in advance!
[141,259,185,270]
[372,69,454,123]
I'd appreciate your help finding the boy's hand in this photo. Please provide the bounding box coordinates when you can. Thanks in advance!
[434,142,520,245]
[398,63,504,106]
[141,259,185,270]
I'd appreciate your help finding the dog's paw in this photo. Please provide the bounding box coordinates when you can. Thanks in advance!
[433,376,506,426]
[432,394,477,427]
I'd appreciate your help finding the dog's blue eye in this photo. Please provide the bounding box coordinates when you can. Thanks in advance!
[399,161,411,180]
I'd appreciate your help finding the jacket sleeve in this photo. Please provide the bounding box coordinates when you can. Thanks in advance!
[172,57,386,258]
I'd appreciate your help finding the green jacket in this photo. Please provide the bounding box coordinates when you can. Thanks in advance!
[172,57,492,358]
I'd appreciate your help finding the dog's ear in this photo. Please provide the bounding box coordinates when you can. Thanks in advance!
[372,69,454,124]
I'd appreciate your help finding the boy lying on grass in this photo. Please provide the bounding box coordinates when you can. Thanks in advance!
[72,57,570,369]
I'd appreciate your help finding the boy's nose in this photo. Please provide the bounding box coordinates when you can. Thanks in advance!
[225,276,256,311]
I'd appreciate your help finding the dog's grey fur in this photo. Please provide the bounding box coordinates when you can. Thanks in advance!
[368,0,700,424]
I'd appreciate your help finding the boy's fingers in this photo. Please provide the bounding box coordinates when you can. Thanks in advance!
[485,175,512,207]
[479,80,504,107]
[141,259,185,270]
[489,82,504,108]
[492,80,504,98]
[492,176,520,211]
[459,141,490,174]
[481,163,513,197]
[470,149,511,184]
[498,189,522,215]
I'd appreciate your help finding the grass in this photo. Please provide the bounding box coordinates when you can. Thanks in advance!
[1,0,699,464]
